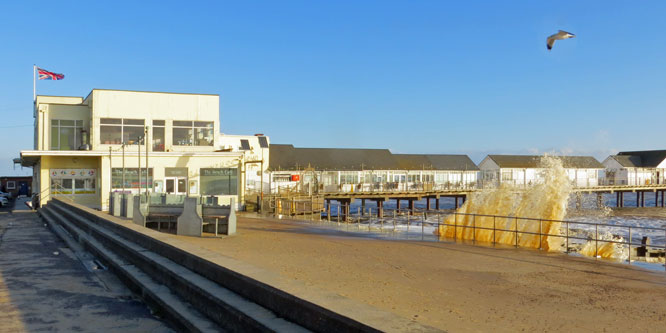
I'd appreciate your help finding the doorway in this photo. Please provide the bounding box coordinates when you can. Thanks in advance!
[165,177,186,194]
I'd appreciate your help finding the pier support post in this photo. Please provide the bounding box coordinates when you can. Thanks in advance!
[576,193,582,210]
[596,193,603,208]
[620,192,624,207]
[636,192,640,207]
[641,192,645,207]
[435,197,440,210]
[408,199,414,215]
[426,198,431,210]
[616,192,620,208]
[396,199,401,213]
[454,197,459,209]
[376,200,384,218]
[662,190,665,207]
[361,199,366,216]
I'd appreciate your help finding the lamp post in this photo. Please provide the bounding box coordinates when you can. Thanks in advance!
[145,126,149,199]
[138,134,142,198]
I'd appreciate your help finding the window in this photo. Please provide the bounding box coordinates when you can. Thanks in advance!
[200,168,238,195]
[340,172,359,184]
[100,118,145,145]
[273,174,292,182]
[407,174,420,182]
[258,136,268,148]
[51,119,83,150]
[240,139,251,150]
[173,121,213,146]
[111,168,154,189]
[49,169,96,194]
[152,120,165,151]
[6,181,15,189]
[501,171,513,181]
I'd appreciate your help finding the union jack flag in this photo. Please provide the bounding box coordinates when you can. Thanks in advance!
[38,67,65,80]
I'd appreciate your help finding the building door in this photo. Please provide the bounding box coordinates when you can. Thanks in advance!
[165,177,186,194]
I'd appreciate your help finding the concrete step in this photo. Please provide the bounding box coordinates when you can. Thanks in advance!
[42,202,309,332]
[40,206,222,333]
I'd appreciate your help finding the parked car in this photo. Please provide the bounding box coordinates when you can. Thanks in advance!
[0,191,12,199]
[0,196,8,207]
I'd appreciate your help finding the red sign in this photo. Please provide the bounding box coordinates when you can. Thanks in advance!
[291,175,300,181]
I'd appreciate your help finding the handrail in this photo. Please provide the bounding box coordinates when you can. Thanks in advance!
[285,203,666,270]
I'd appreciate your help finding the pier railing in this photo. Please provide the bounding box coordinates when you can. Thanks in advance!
[283,202,666,270]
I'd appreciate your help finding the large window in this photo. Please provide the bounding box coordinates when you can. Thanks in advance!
[200,168,237,195]
[173,121,213,146]
[100,118,145,145]
[111,168,154,189]
[152,120,165,151]
[51,119,83,150]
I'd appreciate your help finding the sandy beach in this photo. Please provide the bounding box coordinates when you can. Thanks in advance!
[181,216,666,332]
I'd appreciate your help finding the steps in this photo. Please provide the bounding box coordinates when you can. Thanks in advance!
[40,199,383,332]
[40,201,311,332]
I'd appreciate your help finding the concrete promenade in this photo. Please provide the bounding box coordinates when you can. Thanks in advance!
[0,201,170,332]
[181,215,666,332]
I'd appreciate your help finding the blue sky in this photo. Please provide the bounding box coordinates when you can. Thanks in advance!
[1,1,665,176]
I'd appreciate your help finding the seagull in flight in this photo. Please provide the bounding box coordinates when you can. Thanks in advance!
[546,30,575,50]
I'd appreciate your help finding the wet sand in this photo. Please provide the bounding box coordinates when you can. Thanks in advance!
[184,216,666,332]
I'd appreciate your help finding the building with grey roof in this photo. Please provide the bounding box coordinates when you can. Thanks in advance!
[602,150,666,185]
[268,145,478,194]
[478,154,604,188]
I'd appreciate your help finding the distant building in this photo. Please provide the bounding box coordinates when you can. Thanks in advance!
[0,176,32,196]
[478,155,604,188]
[267,144,478,194]
[20,89,267,210]
[602,150,666,185]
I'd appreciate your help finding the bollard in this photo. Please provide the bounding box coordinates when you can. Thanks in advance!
[628,227,632,263]
[493,216,497,245]
[515,217,519,248]
[421,212,425,240]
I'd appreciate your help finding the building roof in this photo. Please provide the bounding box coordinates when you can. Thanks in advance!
[487,155,604,169]
[269,144,397,171]
[616,150,666,168]
[393,154,479,171]
[268,145,479,171]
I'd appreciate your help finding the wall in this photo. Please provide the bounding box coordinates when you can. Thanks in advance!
[90,90,220,153]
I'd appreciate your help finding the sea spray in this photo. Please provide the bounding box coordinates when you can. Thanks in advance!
[437,155,624,257]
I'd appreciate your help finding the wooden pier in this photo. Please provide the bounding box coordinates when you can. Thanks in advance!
[321,184,666,217]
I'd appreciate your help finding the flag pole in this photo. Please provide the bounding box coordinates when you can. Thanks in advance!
[33,65,36,103]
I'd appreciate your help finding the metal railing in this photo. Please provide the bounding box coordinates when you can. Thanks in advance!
[279,204,666,270]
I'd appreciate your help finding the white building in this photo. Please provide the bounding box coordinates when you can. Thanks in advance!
[479,155,604,188]
[267,144,478,194]
[20,89,268,210]
[602,150,666,185]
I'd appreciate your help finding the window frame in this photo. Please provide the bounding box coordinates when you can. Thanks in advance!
[172,120,214,146]
[51,119,83,150]
[100,118,145,145]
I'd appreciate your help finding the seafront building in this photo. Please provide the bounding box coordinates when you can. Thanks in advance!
[267,144,478,194]
[19,89,268,210]
[602,150,666,185]
[478,154,604,188]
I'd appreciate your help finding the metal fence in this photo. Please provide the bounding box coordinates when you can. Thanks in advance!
[279,204,666,270]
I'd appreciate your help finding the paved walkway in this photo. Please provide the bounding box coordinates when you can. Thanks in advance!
[0,210,171,332]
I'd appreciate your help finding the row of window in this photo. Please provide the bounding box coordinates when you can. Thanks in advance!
[109,167,238,195]
[99,118,214,148]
